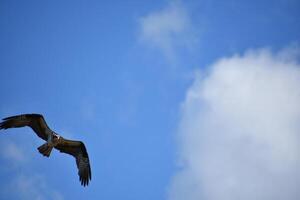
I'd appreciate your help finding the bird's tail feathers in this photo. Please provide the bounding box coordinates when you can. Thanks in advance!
[37,143,53,157]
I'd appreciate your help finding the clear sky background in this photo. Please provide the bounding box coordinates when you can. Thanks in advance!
[0,1,299,200]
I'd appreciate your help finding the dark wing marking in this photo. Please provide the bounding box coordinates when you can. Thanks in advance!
[0,114,50,141]
[55,138,92,186]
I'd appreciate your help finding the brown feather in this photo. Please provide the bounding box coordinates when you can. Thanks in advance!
[55,137,92,186]
[1,113,92,186]
[0,114,50,141]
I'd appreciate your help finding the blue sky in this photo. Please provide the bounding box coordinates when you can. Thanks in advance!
[0,1,299,200]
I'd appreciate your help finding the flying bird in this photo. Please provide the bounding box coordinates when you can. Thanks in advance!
[0,113,91,186]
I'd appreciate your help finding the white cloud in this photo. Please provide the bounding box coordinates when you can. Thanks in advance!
[139,1,195,61]
[0,165,64,200]
[0,140,27,164]
[0,139,64,200]
[168,47,300,200]
[11,174,64,200]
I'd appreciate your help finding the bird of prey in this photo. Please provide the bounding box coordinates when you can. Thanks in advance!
[0,113,91,186]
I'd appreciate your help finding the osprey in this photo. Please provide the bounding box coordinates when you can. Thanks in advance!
[0,113,91,187]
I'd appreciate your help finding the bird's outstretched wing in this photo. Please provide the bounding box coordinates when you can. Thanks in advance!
[0,114,50,141]
[55,138,92,186]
